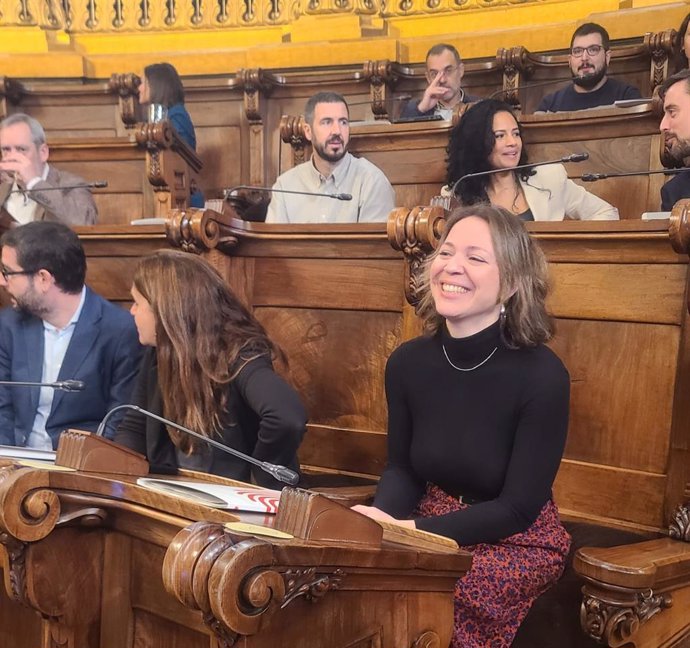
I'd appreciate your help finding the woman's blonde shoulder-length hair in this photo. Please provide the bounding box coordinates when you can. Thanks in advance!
[132,250,285,450]
[416,204,554,348]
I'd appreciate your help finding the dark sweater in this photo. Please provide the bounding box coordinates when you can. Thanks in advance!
[661,171,690,211]
[115,347,307,489]
[373,321,570,545]
[536,77,641,113]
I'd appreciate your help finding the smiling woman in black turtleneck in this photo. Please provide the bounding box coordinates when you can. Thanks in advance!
[353,204,571,648]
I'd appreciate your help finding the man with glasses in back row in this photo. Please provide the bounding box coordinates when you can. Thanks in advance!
[537,23,641,113]
[400,43,481,121]
[0,221,142,449]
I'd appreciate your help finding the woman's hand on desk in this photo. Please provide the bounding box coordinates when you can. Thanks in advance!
[351,504,417,529]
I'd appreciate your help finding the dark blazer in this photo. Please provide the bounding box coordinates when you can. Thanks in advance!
[115,347,307,489]
[0,287,142,447]
[0,165,98,227]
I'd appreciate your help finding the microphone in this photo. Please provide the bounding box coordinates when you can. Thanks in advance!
[488,78,571,101]
[451,153,589,196]
[97,404,300,486]
[0,379,85,392]
[580,168,690,182]
[224,185,352,201]
[8,180,108,194]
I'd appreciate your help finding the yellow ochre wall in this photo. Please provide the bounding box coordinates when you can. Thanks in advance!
[0,0,687,78]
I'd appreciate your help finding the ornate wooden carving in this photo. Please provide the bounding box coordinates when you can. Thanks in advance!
[108,72,141,127]
[580,589,673,645]
[0,77,24,105]
[281,567,345,607]
[644,29,676,93]
[496,46,534,108]
[134,121,174,150]
[163,521,346,645]
[0,531,29,604]
[280,113,309,166]
[387,205,446,308]
[669,199,690,255]
[412,631,441,648]
[669,501,690,541]
[236,68,281,124]
[166,207,239,254]
[363,59,399,120]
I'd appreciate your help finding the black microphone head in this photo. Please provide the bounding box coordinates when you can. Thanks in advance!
[580,173,598,182]
[334,193,352,201]
[563,153,589,163]
[91,180,108,189]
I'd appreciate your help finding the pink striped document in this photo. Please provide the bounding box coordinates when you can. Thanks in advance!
[136,478,280,513]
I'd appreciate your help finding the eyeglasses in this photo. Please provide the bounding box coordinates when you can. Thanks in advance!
[570,45,605,58]
[0,266,37,280]
[427,65,460,81]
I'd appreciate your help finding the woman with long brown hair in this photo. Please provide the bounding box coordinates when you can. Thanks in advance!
[115,250,306,488]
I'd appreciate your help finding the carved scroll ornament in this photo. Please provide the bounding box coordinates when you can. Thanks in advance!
[496,46,534,107]
[387,205,446,307]
[165,208,238,254]
[108,72,142,127]
[280,114,309,165]
[644,29,676,92]
[581,589,673,646]
[162,521,346,646]
[669,501,690,542]
[237,68,275,123]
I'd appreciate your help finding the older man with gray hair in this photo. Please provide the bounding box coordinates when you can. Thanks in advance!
[0,113,97,228]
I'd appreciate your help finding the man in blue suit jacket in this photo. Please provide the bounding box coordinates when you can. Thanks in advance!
[0,221,142,448]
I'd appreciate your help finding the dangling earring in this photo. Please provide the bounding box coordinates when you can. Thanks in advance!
[500,303,507,325]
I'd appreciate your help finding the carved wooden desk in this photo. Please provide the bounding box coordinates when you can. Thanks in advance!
[0,461,470,648]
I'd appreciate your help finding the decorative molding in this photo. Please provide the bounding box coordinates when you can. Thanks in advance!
[363,59,398,120]
[581,589,673,645]
[280,114,309,166]
[387,205,446,307]
[166,208,239,254]
[281,567,345,608]
[669,501,690,542]
[644,29,676,92]
[496,46,533,108]
[108,72,141,128]
[0,531,28,604]
[412,630,441,648]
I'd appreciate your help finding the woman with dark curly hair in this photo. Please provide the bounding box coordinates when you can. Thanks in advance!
[354,205,571,647]
[446,99,618,220]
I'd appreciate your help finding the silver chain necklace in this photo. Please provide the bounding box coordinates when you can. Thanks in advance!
[442,344,498,372]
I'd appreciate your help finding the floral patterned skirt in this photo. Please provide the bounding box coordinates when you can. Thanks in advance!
[416,483,571,648]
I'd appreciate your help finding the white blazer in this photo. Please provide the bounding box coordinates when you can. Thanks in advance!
[519,164,619,221]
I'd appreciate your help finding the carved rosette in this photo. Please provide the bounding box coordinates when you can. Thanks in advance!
[387,206,446,308]
[581,589,673,645]
[363,59,397,119]
[496,46,533,107]
[163,522,345,645]
[165,208,238,254]
[644,29,676,92]
[669,501,690,541]
[280,114,309,166]
[108,72,142,127]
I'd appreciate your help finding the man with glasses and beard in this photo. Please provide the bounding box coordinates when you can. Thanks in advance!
[400,43,480,121]
[265,92,395,223]
[0,221,142,448]
[536,23,641,113]
[659,70,690,211]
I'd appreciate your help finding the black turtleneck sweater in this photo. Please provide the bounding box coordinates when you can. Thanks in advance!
[373,320,570,546]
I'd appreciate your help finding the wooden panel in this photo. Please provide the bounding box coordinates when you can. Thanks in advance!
[554,459,667,530]
[547,263,687,325]
[254,306,401,431]
[196,125,240,198]
[0,576,42,648]
[551,319,679,474]
[94,194,145,226]
[132,610,208,648]
[252,258,404,311]
[300,424,387,477]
